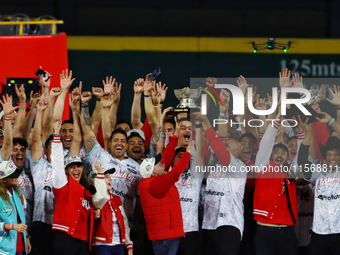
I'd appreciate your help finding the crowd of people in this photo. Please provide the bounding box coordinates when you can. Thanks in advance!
[0,67,339,255]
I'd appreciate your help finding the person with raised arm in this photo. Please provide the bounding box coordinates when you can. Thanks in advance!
[298,113,340,255]
[193,109,247,255]
[29,95,56,255]
[138,135,190,255]
[51,121,97,255]
[253,109,299,255]
[91,162,133,255]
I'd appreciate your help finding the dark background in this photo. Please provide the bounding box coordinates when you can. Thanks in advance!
[2,0,340,38]
[2,0,340,121]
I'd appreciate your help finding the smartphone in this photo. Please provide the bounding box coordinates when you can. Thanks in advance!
[150,67,161,82]
[35,68,50,82]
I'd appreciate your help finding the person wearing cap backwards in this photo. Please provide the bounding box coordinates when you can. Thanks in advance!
[0,161,31,255]
[138,137,191,255]
[91,162,133,255]
[51,121,105,255]
[297,112,340,255]
[253,114,299,255]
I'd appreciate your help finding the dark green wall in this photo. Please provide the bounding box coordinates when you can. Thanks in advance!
[68,50,340,122]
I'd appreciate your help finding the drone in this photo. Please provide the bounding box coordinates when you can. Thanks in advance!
[252,38,291,53]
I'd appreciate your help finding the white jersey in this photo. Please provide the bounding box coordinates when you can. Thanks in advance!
[202,153,247,238]
[25,149,31,169]
[111,157,141,229]
[30,157,55,225]
[18,170,34,231]
[307,168,340,235]
[86,142,122,172]
[86,143,140,228]
[296,184,314,246]
[175,163,203,233]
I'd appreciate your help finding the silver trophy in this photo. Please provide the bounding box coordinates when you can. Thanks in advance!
[174,88,201,114]
[301,89,319,105]
[286,89,321,124]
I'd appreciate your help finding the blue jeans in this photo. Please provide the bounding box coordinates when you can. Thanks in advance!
[92,244,125,255]
[152,238,179,255]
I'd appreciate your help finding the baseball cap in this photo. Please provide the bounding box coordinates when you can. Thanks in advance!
[104,168,116,175]
[273,143,289,153]
[65,155,84,168]
[127,129,145,141]
[0,161,22,179]
[140,157,155,178]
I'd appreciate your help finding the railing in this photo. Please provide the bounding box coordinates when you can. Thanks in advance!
[0,20,64,35]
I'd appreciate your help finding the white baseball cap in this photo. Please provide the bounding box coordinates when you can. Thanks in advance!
[140,158,155,178]
[64,155,84,168]
[0,161,22,179]
[127,129,145,141]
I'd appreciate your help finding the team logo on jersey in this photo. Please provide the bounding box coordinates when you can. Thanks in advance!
[317,177,340,192]
[0,204,13,217]
[317,194,340,200]
[18,176,32,188]
[82,199,90,210]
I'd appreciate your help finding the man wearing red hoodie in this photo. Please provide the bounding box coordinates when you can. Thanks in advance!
[138,133,190,255]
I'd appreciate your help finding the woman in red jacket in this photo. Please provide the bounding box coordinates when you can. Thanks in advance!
[91,162,133,255]
[51,122,99,255]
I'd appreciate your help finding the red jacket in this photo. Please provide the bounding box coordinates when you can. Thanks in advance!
[138,152,190,241]
[52,176,94,245]
[52,136,94,250]
[253,159,298,225]
[93,194,133,251]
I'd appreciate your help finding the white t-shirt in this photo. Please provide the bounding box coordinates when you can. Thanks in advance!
[175,163,203,233]
[30,157,55,225]
[202,153,247,238]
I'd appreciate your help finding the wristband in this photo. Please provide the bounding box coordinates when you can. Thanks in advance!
[195,123,203,128]
[3,116,12,121]
[10,224,14,230]
[143,95,152,97]
[328,118,335,126]
[26,234,31,239]
[219,112,228,118]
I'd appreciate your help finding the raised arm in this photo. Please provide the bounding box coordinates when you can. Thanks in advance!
[91,87,103,137]
[31,97,48,162]
[193,113,205,170]
[150,152,191,199]
[51,122,67,189]
[194,111,232,167]
[80,91,98,153]
[296,117,314,180]
[39,66,52,96]
[101,92,114,152]
[144,74,160,141]
[53,69,75,122]
[131,78,144,129]
[109,81,121,132]
[22,91,39,141]
[42,88,61,144]
[316,112,340,135]
[217,89,230,138]
[69,87,82,156]
[91,162,109,209]
[12,84,26,138]
[255,119,280,168]
[0,95,19,161]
